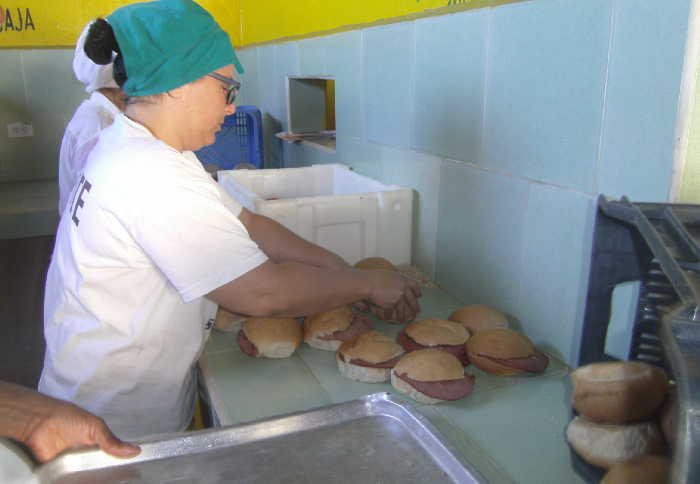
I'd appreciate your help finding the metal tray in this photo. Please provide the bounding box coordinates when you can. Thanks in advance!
[37,393,487,483]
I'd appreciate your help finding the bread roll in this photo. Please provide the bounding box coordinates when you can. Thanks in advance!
[466,329,548,375]
[571,361,668,424]
[600,455,670,484]
[405,318,470,346]
[242,317,302,358]
[659,392,676,449]
[214,306,246,333]
[448,305,509,335]
[336,331,404,383]
[566,416,666,469]
[354,257,397,271]
[391,349,474,405]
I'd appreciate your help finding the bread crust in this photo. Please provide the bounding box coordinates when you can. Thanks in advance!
[337,353,391,383]
[448,305,509,334]
[242,317,302,358]
[571,361,668,424]
[303,306,353,342]
[566,416,666,469]
[405,318,469,346]
[600,455,670,484]
[214,307,246,333]
[393,348,464,382]
[338,331,404,364]
[466,329,535,375]
[354,257,397,271]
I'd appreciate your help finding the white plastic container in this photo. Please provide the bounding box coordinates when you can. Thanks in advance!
[218,164,412,266]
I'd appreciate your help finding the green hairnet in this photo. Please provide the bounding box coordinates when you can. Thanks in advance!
[108,0,244,97]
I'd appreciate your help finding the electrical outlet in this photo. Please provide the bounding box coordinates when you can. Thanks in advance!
[7,122,34,138]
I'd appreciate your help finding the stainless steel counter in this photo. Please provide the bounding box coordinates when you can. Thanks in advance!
[200,287,586,484]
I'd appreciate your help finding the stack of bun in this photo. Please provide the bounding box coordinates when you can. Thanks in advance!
[466,329,548,375]
[448,305,509,335]
[304,305,372,351]
[237,317,302,358]
[397,318,470,365]
[336,331,404,383]
[390,349,475,404]
[566,361,671,482]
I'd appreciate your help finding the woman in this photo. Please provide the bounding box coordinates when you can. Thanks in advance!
[40,0,420,440]
[58,20,125,215]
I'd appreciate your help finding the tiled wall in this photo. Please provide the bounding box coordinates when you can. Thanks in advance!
[234,0,691,365]
[0,49,85,182]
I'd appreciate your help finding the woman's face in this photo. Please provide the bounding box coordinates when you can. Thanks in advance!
[185,64,237,151]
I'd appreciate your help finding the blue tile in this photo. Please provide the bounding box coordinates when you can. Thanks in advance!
[325,31,363,139]
[413,10,487,162]
[235,48,260,108]
[436,161,529,311]
[380,146,442,277]
[335,135,383,181]
[364,23,414,149]
[20,50,84,180]
[299,36,327,75]
[482,0,611,192]
[597,0,690,201]
[275,41,301,131]
[257,45,280,120]
[517,184,595,364]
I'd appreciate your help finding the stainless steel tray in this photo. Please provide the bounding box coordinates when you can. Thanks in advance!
[37,393,487,483]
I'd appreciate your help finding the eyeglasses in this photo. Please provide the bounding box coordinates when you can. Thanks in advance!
[208,72,241,105]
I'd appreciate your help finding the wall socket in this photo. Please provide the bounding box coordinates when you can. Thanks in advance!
[7,122,34,138]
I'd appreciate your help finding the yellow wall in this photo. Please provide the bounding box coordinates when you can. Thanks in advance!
[238,0,524,46]
[0,1,241,48]
[0,0,524,49]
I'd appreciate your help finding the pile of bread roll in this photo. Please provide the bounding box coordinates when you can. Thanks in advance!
[216,256,551,406]
[566,360,673,484]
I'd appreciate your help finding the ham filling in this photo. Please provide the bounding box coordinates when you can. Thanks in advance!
[478,350,549,373]
[396,372,475,400]
[397,330,469,366]
[237,329,259,357]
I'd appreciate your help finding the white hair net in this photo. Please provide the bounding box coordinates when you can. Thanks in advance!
[72,21,119,93]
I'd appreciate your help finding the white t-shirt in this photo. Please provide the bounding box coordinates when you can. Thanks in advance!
[58,91,120,215]
[40,114,268,439]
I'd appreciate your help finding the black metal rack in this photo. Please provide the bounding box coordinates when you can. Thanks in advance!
[572,195,700,483]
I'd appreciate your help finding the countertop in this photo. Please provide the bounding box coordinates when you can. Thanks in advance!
[200,287,586,484]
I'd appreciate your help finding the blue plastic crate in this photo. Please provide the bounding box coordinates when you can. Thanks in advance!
[195,105,264,170]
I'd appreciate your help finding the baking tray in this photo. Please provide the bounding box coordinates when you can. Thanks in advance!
[37,393,487,483]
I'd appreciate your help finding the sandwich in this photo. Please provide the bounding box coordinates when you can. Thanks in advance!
[304,305,372,351]
[448,304,509,335]
[390,349,475,404]
[237,317,302,358]
[397,318,470,365]
[336,330,405,383]
[466,328,549,375]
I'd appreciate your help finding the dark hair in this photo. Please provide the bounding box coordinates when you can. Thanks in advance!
[84,18,128,88]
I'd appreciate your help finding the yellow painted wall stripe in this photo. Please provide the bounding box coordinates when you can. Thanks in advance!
[238,0,529,47]
[0,1,241,48]
[1,0,527,49]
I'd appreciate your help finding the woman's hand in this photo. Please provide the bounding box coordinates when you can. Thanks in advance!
[0,381,140,463]
[25,400,141,463]
[365,270,422,323]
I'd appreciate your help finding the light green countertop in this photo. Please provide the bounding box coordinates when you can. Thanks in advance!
[200,288,586,484]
